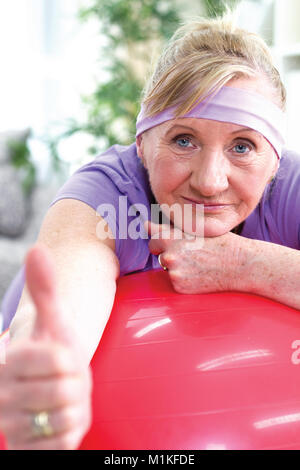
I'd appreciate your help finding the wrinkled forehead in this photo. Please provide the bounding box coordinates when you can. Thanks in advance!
[136,86,286,159]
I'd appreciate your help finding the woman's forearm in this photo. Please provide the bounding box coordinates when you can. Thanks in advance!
[238,238,300,310]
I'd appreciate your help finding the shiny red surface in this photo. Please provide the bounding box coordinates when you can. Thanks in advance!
[1,269,300,450]
[78,269,300,450]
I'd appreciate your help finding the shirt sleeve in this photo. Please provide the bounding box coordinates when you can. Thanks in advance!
[50,164,121,256]
[1,149,154,331]
[49,162,152,275]
[269,149,300,250]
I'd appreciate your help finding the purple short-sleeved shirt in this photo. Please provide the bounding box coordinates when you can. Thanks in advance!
[1,143,300,331]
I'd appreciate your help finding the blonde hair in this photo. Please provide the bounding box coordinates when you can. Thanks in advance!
[141,14,286,117]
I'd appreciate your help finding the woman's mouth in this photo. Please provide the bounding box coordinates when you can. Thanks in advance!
[182,197,232,212]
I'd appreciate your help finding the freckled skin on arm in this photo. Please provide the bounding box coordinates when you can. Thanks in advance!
[238,237,300,310]
[147,220,300,310]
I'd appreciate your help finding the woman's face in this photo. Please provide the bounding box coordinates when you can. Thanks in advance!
[136,78,279,237]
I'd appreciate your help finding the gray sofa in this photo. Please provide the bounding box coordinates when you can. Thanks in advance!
[0,182,60,302]
[0,129,61,329]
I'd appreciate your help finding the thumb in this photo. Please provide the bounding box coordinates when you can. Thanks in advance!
[25,243,71,345]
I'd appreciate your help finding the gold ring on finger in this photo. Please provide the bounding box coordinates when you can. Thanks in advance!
[31,411,54,438]
[158,253,168,271]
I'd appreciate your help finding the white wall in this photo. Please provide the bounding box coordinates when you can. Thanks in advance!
[236,0,300,154]
[0,0,101,180]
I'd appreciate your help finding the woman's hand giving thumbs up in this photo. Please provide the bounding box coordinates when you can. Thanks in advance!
[0,244,93,450]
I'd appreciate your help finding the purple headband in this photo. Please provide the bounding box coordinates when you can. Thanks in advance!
[136,86,286,158]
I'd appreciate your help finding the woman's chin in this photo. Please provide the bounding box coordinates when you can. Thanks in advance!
[181,222,232,238]
[203,218,237,238]
[170,214,240,238]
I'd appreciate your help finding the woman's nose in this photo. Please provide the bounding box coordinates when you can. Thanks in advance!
[189,149,229,196]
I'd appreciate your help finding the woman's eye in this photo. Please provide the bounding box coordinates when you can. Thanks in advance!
[232,142,253,155]
[172,136,193,148]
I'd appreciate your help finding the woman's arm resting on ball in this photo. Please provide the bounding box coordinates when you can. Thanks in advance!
[9,199,120,362]
[146,221,300,310]
[237,237,300,310]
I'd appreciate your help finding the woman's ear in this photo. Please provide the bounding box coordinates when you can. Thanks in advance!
[136,134,147,168]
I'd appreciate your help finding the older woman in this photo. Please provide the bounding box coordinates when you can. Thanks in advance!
[0,15,300,449]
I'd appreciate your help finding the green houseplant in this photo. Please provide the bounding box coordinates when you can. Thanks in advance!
[49,0,241,163]
[7,130,36,196]
[53,0,181,158]
[203,0,240,17]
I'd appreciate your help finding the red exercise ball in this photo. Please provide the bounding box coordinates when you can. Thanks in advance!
[79,269,300,450]
[1,269,300,450]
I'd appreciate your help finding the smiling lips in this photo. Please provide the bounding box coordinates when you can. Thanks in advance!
[182,197,232,211]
